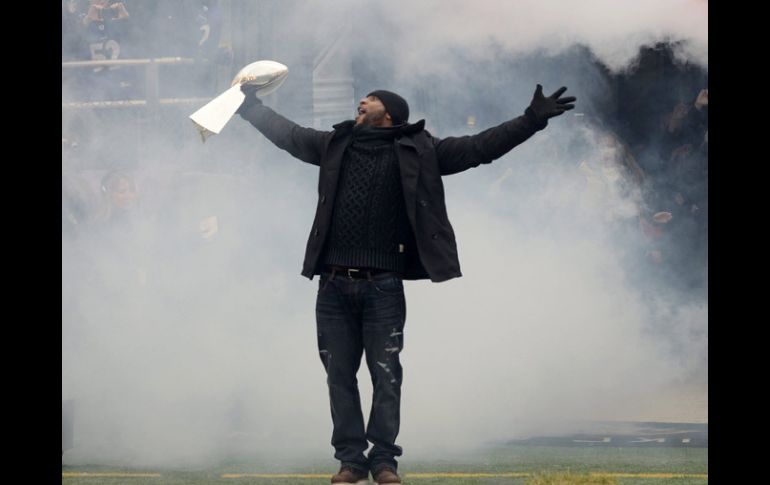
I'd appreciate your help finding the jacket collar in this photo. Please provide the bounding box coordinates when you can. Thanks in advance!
[332,120,356,131]
[395,120,427,155]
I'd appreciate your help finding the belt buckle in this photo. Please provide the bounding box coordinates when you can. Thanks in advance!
[346,268,360,279]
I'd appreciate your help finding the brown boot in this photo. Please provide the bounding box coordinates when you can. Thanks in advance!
[331,465,369,484]
[372,467,401,485]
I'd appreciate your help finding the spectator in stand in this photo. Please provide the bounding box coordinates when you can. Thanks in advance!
[660,87,708,225]
[94,169,138,226]
[138,1,231,97]
[81,0,134,100]
[663,87,708,157]
[637,86,708,292]
[186,0,232,96]
[90,170,150,286]
[83,0,130,62]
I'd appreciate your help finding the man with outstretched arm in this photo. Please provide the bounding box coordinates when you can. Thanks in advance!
[237,84,575,485]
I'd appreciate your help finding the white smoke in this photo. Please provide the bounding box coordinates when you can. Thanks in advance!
[62,0,707,468]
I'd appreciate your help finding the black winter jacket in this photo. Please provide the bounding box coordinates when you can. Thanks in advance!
[241,104,543,282]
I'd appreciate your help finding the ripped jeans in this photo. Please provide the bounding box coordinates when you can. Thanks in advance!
[315,270,406,474]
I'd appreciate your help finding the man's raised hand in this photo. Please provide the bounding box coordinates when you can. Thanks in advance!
[525,84,577,129]
[236,84,263,116]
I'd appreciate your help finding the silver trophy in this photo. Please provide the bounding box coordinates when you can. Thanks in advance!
[189,60,289,142]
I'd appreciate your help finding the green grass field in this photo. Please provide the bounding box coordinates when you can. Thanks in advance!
[62,444,707,484]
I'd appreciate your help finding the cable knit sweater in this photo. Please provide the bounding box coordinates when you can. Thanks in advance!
[320,124,411,273]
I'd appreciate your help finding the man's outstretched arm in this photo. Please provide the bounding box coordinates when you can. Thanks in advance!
[435,85,576,175]
[237,85,329,167]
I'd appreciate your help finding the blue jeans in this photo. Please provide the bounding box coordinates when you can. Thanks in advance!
[315,270,406,473]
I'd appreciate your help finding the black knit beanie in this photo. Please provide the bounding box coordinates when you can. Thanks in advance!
[367,90,409,125]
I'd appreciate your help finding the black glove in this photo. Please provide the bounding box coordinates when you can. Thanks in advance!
[236,83,263,116]
[525,84,576,129]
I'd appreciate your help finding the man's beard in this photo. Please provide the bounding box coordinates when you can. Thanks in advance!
[358,110,387,126]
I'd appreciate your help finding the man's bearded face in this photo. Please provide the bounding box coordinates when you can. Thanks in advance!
[355,96,390,127]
